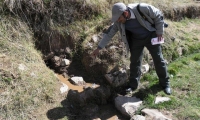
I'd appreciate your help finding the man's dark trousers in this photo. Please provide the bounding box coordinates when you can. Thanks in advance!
[127,31,170,89]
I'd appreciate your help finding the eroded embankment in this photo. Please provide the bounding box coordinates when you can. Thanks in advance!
[4,1,200,76]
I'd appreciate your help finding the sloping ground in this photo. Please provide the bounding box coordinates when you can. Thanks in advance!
[0,15,63,119]
[0,0,200,119]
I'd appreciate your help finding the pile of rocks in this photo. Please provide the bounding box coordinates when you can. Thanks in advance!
[64,76,172,120]
[44,48,71,77]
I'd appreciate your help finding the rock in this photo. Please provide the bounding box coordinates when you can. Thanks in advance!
[67,86,111,107]
[141,109,172,120]
[141,64,150,74]
[70,76,86,86]
[51,56,61,67]
[59,66,68,73]
[115,96,142,117]
[44,52,54,60]
[92,34,99,43]
[60,59,70,66]
[105,68,128,87]
[60,83,68,94]
[171,36,176,41]
[62,72,68,78]
[65,47,71,54]
[155,97,171,104]
[105,74,114,84]
[131,115,146,120]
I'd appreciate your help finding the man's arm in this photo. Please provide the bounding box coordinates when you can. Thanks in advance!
[98,23,119,49]
[91,23,119,58]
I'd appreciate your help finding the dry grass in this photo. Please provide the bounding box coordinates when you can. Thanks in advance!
[0,15,63,119]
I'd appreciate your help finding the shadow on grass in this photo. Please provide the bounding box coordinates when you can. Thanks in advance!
[114,83,163,99]
[134,84,163,100]
[46,106,69,120]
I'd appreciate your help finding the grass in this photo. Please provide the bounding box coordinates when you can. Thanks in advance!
[138,53,200,119]
[162,18,200,61]
[0,15,63,119]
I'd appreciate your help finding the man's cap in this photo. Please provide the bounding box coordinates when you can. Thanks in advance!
[111,2,127,22]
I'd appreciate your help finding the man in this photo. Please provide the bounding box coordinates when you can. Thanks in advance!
[91,2,171,95]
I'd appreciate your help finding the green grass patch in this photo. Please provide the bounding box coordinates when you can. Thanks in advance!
[139,53,200,119]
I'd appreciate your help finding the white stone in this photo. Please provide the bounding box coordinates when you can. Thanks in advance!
[155,97,171,104]
[142,109,172,120]
[18,64,26,71]
[60,59,71,66]
[131,115,146,120]
[115,96,143,117]
[109,45,118,49]
[60,83,68,94]
[92,34,99,42]
[62,59,70,66]
[141,64,150,74]
[70,76,86,86]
